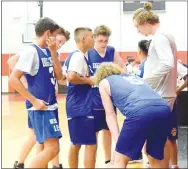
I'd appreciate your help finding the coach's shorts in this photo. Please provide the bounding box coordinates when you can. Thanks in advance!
[115,105,171,161]
[93,109,109,132]
[168,101,178,141]
[68,116,96,145]
[163,97,178,140]
[28,109,62,144]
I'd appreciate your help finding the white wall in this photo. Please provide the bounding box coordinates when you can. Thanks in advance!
[120,1,187,51]
[2,1,187,53]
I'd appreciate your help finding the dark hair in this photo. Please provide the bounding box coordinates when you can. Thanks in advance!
[128,58,135,63]
[138,40,151,56]
[57,27,70,41]
[35,17,59,37]
[74,27,92,43]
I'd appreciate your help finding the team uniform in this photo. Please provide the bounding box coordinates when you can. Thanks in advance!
[169,62,188,140]
[15,44,62,144]
[104,74,171,160]
[144,31,177,140]
[87,46,115,132]
[138,59,146,78]
[63,50,96,145]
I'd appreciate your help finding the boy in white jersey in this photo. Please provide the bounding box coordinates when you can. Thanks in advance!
[133,2,178,168]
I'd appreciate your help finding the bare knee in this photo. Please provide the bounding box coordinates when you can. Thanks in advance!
[85,144,97,153]
[45,138,60,158]
[114,151,129,167]
[70,144,81,153]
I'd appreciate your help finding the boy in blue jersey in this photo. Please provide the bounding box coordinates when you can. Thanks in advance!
[9,17,63,168]
[8,26,70,169]
[94,62,171,168]
[136,40,151,78]
[87,25,124,166]
[63,27,97,168]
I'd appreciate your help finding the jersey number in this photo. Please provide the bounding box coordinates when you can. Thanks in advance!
[53,125,60,132]
[49,67,56,85]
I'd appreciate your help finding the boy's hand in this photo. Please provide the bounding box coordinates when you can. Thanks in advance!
[32,98,49,110]
[46,37,57,52]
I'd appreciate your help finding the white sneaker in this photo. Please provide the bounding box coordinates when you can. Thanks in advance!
[143,162,150,168]
[103,162,112,168]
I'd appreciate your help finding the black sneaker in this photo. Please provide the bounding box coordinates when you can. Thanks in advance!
[128,153,143,164]
[52,164,63,169]
[13,161,24,169]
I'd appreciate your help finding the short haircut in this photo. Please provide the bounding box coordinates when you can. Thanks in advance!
[94,25,112,37]
[74,27,92,43]
[35,17,59,37]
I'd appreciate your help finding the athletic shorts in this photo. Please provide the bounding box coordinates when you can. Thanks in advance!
[116,105,171,160]
[68,116,96,145]
[28,109,62,144]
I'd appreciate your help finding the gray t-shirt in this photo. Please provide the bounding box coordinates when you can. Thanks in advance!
[15,44,48,76]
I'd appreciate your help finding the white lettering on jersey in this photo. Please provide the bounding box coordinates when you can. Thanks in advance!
[41,57,53,67]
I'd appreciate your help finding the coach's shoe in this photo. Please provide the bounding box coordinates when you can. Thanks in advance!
[52,164,63,169]
[13,161,24,169]
[104,162,112,168]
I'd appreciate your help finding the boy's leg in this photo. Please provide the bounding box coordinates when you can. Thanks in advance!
[36,144,48,168]
[68,144,81,168]
[94,109,112,164]
[36,143,44,154]
[28,109,62,168]
[51,154,63,168]
[14,118,36,169]
[68,116,97,168]
[84,144,97,168]
[28,138,60,168]
[102,130,111,163]
[147,155,166,168]
[168,102,179,168]
[113,151,130,168]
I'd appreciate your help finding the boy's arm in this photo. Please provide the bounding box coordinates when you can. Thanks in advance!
[7,54,28,88]
[9,69,48,110]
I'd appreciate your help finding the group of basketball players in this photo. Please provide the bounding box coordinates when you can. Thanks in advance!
[8,2,187,169]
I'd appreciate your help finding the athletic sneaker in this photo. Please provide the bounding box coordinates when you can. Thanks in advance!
[13,161,24,169]
[104,162,112,168]
[128,153,143,163]
[143,162,150,168]
[52,164,63,169]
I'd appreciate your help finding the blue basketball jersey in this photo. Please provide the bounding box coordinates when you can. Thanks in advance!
[24,44,57,109]
[138,59,146,78]
[64,50,93,118]
[87,46,115,109]
[106,74,168,117]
